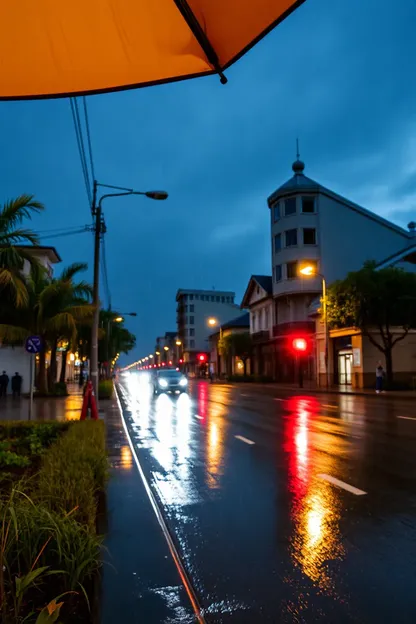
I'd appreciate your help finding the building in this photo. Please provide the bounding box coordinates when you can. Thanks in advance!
[176,288,240,374]
[241,276,274,377]
[0,245,61,393]
[155,331,178,365]
[313,240,416,388]
[209,312,250,377]
[243,157,415,383]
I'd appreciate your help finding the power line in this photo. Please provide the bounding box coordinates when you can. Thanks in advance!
[35,224,91,235]
[39,227,92,241]
[70,98,92,207]
[83,97,96,185]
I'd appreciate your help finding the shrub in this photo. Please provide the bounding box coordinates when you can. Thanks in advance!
[37,421,108,531]
[98,379,113,399]
[0,450,31,468]
[50,381,69,396]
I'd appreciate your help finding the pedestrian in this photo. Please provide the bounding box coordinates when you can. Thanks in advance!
[376,361,385,393]
[11,372,22,398]
[209,362,215,383]
[0,371,9,397]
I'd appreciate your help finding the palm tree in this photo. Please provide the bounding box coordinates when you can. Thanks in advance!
[0,195,44,306]
[0,264,93,394]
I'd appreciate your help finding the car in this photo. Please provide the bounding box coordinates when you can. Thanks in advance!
[153,369,188,395]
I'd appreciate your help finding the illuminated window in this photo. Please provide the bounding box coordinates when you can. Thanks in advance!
[284,197,296,216]
[303,228,316,245]
[287,261,298,279]
[285,229,298,247]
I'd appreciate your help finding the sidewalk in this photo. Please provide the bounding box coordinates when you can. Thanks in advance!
[216,380,416,400]
[100,394,195,623]
[0,383,84,421]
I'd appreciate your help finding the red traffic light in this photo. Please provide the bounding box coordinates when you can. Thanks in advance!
[292,337,308,352]
[198,353,207,362]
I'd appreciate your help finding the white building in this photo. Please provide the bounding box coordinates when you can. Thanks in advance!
[0,245,61,394]
[245,157,415,383]
[176,288,240,373]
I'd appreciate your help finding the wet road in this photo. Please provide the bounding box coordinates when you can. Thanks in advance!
[117,374,416,623]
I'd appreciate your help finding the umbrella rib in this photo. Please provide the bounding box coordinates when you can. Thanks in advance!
[173,0,227,84]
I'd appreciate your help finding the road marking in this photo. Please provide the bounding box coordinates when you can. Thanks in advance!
[397,416,416,421]
[235,435,255,445]
[274,398,284,402]
[322,404,338,410]
[318,474,367,496]
[194,414,203,420]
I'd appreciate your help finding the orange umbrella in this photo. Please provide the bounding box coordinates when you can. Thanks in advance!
[0,0,305,100]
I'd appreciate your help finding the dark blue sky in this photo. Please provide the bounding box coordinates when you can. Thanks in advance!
[1,0,415,364]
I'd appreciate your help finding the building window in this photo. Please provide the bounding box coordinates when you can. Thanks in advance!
[190,304,194,312]
[189,294,194,301]
[287,261,298,279]
[215,296,219,302]
[285,229,298,247]
[190,340,195,349]
[302,197,315,213]
[275,264,282,282]
[265,308,269,328]
[189,316,194,325]
[284,197,296,216]
[274,233,281,253]
[211,296,215,302]
[252,313,257,332]
[183,295,188,302]
[303,228,316,245]
[273,203,280,222]
[195,294,199,300]
[190,328,195,337]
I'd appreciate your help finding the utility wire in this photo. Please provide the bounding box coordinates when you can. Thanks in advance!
[39,227,92,241]
[70,98,92,207]
[35,224,91,235]
[83,97,96,185]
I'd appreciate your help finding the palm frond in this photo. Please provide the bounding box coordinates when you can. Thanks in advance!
[60,262,88,282]
[62,304,95,321]
[0,323,29,342]
[0,195,44,233]
[0,229,40,246]
[0,269,29,307]
[45,313,78,344]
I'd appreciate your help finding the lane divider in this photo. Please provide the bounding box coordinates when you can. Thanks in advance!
[397,416,416,421]
[235,435,255,445]
[318,473,367,496]
[114,386,206,624]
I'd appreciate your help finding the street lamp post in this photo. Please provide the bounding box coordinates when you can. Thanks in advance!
[175,340,182,364]
[91,182,168,403]
[299,265,330,388]
[207,317,223,377]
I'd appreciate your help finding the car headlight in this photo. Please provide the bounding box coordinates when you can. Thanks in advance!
[179,378,188,387]
[158,378,168,388]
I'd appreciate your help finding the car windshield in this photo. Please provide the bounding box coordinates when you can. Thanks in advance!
[158,370,181,377]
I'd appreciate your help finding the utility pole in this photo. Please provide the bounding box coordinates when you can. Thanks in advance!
[91,180,101,404]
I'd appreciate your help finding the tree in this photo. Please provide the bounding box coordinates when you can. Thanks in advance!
[0,195,44,306]
[327,263,416,384]
[218,332,252,376]
[0,265,93,394]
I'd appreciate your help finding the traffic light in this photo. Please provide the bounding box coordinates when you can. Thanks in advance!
[292,337,308,352]
[198,353,207,362]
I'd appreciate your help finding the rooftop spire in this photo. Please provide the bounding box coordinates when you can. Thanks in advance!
[292,138,305,175]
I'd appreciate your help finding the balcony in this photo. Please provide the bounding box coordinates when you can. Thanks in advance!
[273,321,315,338]
[251,330,270,343]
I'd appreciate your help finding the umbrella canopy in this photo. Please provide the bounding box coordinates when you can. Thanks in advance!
[0,0,305,100]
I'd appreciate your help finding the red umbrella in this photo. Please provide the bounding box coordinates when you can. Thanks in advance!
[0,0,306,99]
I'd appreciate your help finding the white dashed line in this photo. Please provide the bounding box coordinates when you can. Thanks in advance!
[235,435,255,445]
[318,473,367,496]
[194,414,203,420]
[397,416,416,421]
[322,404,338,410]
[274,398,284,402]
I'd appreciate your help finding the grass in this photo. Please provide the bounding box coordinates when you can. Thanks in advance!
[0,421,108,622]
[98,380,113,400]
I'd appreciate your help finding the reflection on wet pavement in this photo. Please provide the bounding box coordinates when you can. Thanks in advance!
[118,373,416,623]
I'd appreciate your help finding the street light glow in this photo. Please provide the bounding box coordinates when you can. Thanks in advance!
[114,316,124,323]
[176,340,182,346]
[208,317,218,327]
[155,351,160,355]
[149,354,154,358]
[164,346,169,351]
[299,265,315,277]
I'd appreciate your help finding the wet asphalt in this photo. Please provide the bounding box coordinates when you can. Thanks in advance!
[117,373,416,623]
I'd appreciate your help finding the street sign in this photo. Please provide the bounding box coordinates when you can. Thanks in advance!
[25,335,42,354]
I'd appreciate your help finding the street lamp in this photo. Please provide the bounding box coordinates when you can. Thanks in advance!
[91,181,167,402]
[299,264,329,388]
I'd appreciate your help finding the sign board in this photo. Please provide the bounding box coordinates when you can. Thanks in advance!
[25,335,42,354]
[353,348,361,367]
